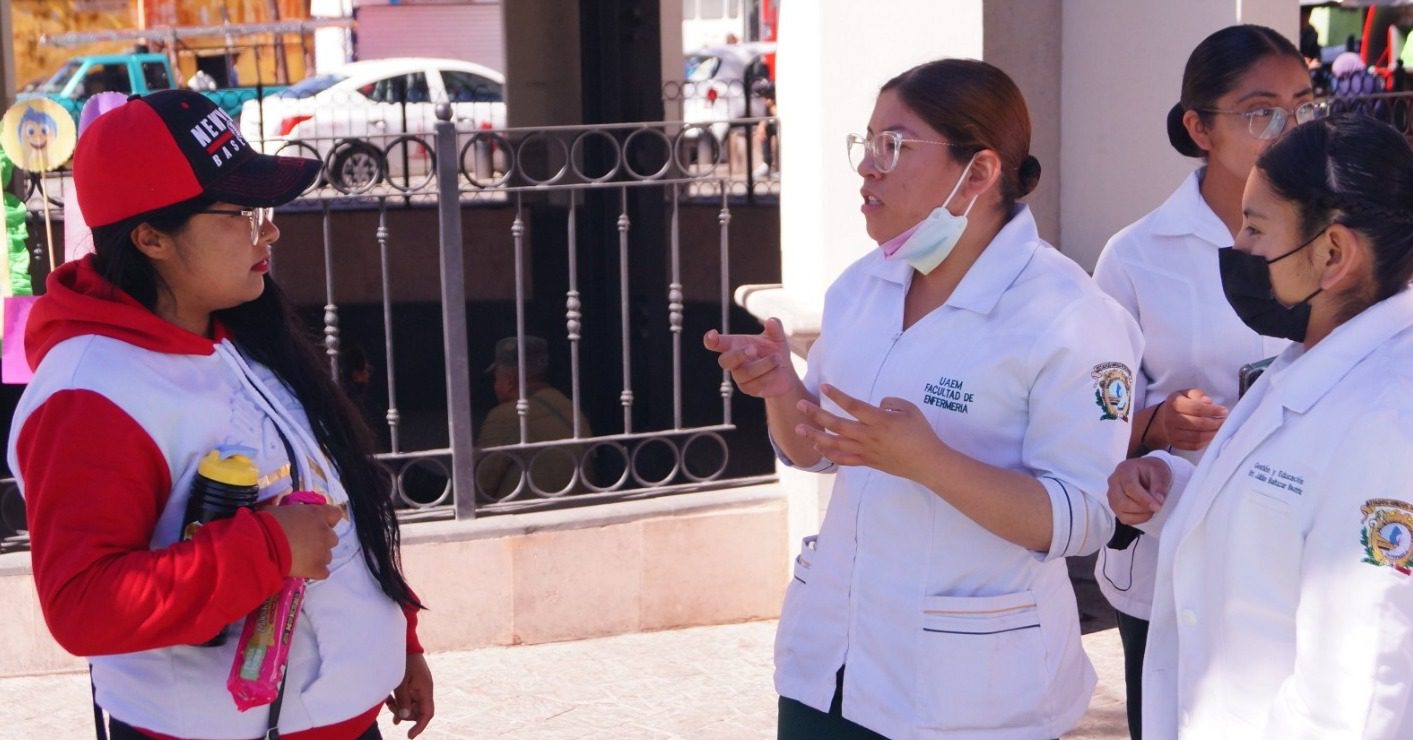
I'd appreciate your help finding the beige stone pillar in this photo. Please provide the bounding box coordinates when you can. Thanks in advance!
[1060,0,1298,270]
[503,0,583,128]
[0,0,14,109]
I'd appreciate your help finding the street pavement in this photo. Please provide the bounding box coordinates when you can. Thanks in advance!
[0,557,1130,739]
[0,622,1127,739]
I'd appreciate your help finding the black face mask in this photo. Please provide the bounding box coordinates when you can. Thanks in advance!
[1218,229,1326,342]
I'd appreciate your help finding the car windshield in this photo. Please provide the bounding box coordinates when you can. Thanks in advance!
[36,60,83,94]
[685,54,721,82]
[277,73,347,99]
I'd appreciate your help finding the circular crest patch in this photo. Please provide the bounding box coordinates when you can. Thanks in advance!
[1361,499,1413,575]
[1091,362,1133,422]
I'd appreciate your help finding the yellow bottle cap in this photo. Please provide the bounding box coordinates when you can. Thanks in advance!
[197,448,259,487]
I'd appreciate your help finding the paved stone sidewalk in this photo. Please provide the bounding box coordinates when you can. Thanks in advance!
[0,620,1128,739]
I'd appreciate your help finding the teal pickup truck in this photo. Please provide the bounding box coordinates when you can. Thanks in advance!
[18,52,287,122]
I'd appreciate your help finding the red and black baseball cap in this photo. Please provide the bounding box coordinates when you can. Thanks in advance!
[73,89,320,228]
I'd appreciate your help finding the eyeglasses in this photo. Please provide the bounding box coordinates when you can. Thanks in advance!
[846,131,966,173]
[1196,101,1329,141]
[194,207,274,243]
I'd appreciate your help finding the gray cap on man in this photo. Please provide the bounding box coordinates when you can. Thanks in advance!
[487,335,549,375]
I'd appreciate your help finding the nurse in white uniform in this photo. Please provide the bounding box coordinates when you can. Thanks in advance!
[1090,25,1315,737]
[1111,114,1413,739]
[705,59,1141,739]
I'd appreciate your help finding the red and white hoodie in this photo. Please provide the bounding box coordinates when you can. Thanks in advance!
[9,256,421,739]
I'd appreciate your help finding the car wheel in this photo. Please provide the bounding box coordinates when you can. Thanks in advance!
[327,140,386,194]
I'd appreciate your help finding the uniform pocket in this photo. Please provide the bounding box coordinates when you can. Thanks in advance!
[792,535,817,584]
[774,536,818,667]
[916,590,1048,730]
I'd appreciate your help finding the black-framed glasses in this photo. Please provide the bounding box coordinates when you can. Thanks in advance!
[194,207,274,243]
[845,131,966,173]
[1196,100,1329,141]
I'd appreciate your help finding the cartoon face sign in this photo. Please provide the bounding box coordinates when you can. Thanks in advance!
[19,107,55,152]
[1,98,77,173]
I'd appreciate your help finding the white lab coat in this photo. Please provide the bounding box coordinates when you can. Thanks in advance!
[1141,288,1413,739]
[774,206,1143,739]
[1092,170,1288,620]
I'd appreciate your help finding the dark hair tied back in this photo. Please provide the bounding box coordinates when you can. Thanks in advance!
[881,58,1035,210]
[1171,25,1304,158]
[1257,114,1413,309]
[1167,103,1205,158]
[1017,155,1042,197]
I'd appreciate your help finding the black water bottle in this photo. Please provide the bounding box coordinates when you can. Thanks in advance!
[181,446,260,646]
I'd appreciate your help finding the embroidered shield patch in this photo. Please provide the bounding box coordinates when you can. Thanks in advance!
[1361,498,1413,575]
[1090,362,1134,422]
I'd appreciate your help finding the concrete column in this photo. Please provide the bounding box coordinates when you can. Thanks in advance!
[1059,0,1297,271]
[503,0,583,127]
[0,0,14,109]
[775,0,984,308]
[984,0,1062,244]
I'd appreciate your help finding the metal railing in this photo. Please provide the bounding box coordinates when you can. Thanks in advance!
[5,97,781,543]
[1325,89,1413,133]
[341,107,779,520]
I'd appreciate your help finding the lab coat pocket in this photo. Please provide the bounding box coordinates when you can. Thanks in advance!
[774,536,817,666]
[916,590,1047,730]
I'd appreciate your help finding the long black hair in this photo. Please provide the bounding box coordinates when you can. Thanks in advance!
[1169,25,1305,157]
[91,199,421,610]
[1256,114,1413,318]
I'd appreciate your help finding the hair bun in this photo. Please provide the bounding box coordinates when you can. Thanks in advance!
[1167,103,1204,158]
[1017,155,1042,197]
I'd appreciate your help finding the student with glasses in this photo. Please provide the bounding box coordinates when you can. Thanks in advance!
[9,90,433,739]
[1111,113,1413,739]
[705,59,1140,738]
[1089,25,1318,738]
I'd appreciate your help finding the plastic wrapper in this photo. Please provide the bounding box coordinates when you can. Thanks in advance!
[227,490,327,711]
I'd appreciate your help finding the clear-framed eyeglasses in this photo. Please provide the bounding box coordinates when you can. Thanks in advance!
[1197,100,1329,141]
[846,131,965,173]
[194,207,275,243]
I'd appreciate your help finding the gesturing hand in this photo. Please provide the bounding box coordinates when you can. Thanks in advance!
[793,383,944,481]
[703,317,799,399]
[1107,457,1174,526]
[1157,388,1228,451]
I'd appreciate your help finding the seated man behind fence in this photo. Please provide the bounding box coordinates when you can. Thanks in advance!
[476,336,593,499]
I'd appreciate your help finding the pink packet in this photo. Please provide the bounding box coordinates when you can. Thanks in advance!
[227,491,327,711]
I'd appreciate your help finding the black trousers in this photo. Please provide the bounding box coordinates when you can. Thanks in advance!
[108,716,383,740]
[777,669,888,740]
[1116,608,1150,740]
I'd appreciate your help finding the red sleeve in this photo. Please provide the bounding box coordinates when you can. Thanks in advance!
[404,590,423,655]
[18,389,291,656]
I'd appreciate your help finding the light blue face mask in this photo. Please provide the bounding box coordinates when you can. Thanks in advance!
[888,155,979,275]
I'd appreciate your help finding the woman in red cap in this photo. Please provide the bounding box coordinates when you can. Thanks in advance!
[9,90,432,739]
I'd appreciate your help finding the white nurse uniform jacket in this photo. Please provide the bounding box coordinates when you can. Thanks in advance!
[1092,169,1288,620]
[1141,288,1413,739]
[774,206,1143,739]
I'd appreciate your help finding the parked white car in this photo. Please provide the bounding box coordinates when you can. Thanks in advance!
[681,42,774,143]
[240,57,506,191]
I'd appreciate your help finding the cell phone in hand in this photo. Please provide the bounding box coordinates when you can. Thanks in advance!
[1238,356,1275,398]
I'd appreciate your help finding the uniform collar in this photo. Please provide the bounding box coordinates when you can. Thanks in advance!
[864,204,1041,317]
[1147,168,1232,248]
[1268,288,1413,414]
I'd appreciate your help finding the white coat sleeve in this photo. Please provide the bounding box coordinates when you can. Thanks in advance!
[1024,293,1144,560]
[1133,449,1195,537]
[1262,402,1413,739]
[1092,239,1152,413]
